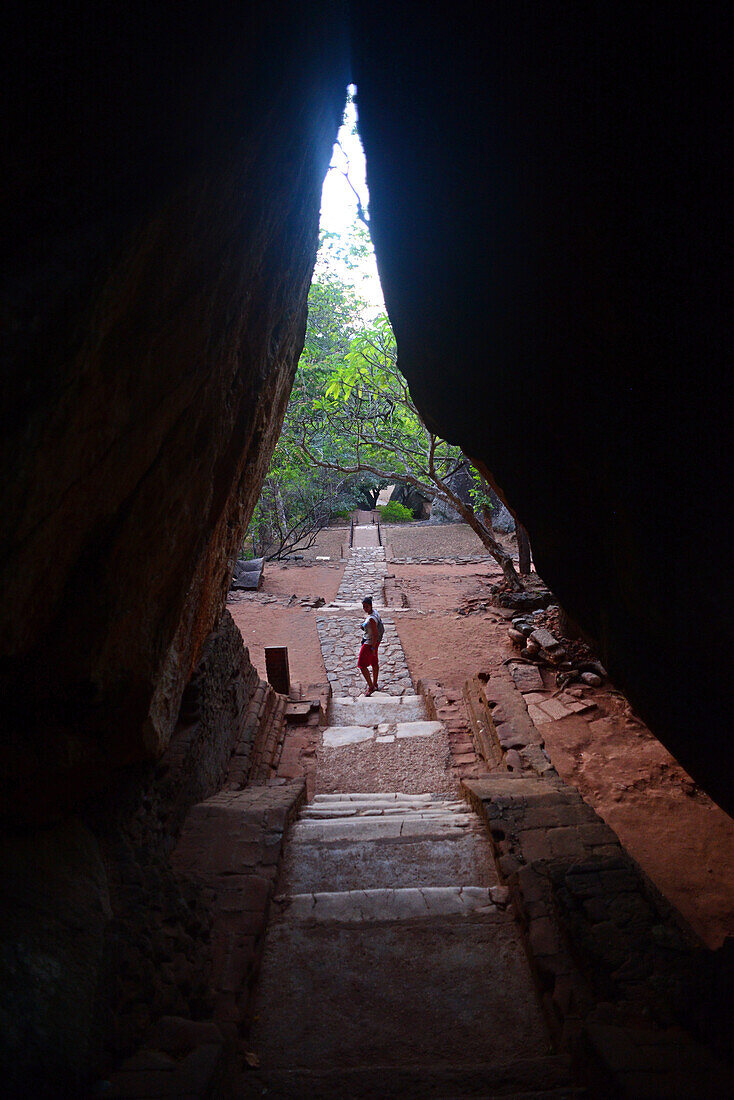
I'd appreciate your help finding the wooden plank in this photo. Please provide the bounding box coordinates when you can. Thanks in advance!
[265,646,290,695]
[463,676,504,768]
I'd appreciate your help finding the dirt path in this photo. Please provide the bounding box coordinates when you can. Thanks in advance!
[228,526,734,948]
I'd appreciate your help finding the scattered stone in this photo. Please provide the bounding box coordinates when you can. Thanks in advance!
[581,671,603,687]
[505,749,523,771]
[493,589,553,611]
[230,556,264,591]
[509,663,544,692]
[512,617,535,636]
[508,627,525,645]
[530,627,562,652]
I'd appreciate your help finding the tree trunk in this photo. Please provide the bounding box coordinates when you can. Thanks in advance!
[274,484,287,534]
[517,523,532,575]
[445,496,523,590]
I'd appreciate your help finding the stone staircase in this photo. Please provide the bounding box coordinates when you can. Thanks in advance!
[238,541,577,1095]
[241,792,576,1098]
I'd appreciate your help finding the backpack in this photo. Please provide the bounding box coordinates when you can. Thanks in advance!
[372,610,385,645]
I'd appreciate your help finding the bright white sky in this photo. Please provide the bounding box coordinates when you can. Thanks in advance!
[317,86,386,315]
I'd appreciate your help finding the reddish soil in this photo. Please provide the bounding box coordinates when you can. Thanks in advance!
[230,528,734,949]
[227,561,343,686]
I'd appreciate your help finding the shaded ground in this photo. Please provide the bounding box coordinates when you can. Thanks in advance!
[229,522,734,949]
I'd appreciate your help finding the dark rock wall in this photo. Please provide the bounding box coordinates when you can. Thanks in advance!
[0,612,264,1093]
[0,6,348,818]
[353,4,733,812]
[0,5,348,1092]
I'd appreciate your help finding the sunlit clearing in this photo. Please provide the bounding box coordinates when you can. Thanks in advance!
[318,85,385,317]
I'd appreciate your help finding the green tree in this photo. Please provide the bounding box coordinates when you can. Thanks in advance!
[296,314,523,589]
[246,244,383,559]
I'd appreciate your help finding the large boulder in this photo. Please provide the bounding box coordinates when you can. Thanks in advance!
[390,483,431,518]
[354,5,733,812]
[0,8,348,818]
[429,464,474,524]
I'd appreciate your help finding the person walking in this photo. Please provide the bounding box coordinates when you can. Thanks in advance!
[357,595,383,696]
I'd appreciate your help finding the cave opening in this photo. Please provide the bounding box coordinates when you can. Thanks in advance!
[2,7,733,1095]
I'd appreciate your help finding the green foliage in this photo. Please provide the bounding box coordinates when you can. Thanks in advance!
[378,501,414,523]
[246,232,382,557]
[247,211,519,586]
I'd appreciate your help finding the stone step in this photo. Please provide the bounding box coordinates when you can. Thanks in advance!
[312,792,440,803]
[300,801,471,819]
[303,800,470,818]
[300,806,469,820]
[322,719,443,748]
[274,885,506,924]
[322,724,378,747]
[290,815,473,842]
[238,1057,577,1099]
[281,830,499,894]
[247,899,552,1077]
[330,693,427,725]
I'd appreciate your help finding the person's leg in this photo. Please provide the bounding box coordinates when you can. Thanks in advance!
[358,646,376,694]
[360,663,375,694]
[372,652,379,692]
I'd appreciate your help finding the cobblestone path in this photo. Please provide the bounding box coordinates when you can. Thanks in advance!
[335,544,386,604]
[316,615,413,698]
[320,543,412,697]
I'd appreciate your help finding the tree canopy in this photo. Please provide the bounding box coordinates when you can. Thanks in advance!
[247,240,522,588]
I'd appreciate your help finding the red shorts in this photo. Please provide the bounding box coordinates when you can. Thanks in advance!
[357,643,379,670]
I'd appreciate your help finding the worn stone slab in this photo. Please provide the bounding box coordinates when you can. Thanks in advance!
[535,697,574,721]
[277,886,498,924]
[301,801,470,818]
[291,816,471,843]
[330,694,427,725]
[237,1056,576,1099]
[395,720,443,738]
[322,725,374,747]
[312,792,435,803]
[248,913,550,1072]
[509,663,545,692]
[281,833,497,894]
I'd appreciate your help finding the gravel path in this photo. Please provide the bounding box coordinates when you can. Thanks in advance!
[314,732,458,796]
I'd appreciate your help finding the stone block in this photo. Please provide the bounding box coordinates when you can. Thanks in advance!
[529,916,560,957]
[510,664,545,692]
[528,699,550,726]
[322,724,374,747]
[578,822,618,848]
[536,698,574,721]
[549,826,586,860]
[520,829,553,862]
